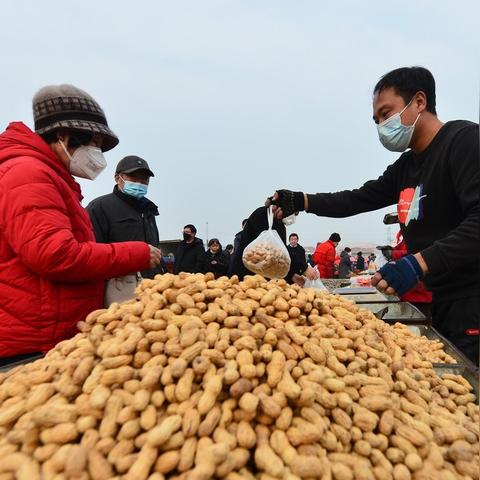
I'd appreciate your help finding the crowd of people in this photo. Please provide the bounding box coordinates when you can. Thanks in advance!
[0,65,478,367]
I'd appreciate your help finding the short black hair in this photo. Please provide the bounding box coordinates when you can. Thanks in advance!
[289,233,299,240]
[184,224,197,234]
[373,66,437,115]
[329,233,341,242]
[357,252,363,256]
[225,244,233,251]
[344,247,351,252]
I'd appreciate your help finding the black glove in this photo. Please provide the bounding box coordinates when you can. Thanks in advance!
[269,190,305,218]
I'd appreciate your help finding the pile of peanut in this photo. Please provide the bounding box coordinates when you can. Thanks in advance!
[243,242,291,279]
[0,273,478,480]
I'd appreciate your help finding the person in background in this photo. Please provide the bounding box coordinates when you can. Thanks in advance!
[174,224,206,274]
[267,66,479,364]
[356,252,366,272]
[223,244,234,264]
[286,233,317,284]
[312,233,341,278]
[233,219,248,255]
[339,247,353,278]
[87,155,161,279]
[205,238,229,278]
[368,254,378,274]
[162,252,175,274]
[0,84,160,361]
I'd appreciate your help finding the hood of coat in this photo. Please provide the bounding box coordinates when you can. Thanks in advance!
[0,122,82,198]
[183,237,204,249]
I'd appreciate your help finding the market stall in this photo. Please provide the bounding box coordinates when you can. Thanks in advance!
[0,273,477,479]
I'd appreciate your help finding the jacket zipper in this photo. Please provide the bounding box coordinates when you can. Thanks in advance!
[141,212,147,242]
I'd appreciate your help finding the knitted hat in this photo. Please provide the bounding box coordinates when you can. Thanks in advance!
[32,84,119,152]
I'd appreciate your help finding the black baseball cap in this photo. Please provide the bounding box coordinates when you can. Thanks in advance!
[115,155,154,177]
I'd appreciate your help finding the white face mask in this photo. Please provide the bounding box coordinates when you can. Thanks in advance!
[60,140,107,180]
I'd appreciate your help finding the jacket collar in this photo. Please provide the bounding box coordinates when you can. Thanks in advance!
[113,185,159,215]
[0,122,83,199]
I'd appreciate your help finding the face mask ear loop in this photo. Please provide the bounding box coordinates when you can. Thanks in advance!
[399,94,421,122]
[412,112,421,127]
[58,139,72,159]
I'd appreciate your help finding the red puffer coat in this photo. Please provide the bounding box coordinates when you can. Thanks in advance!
[0,122,151,357]
[313,240,336,278]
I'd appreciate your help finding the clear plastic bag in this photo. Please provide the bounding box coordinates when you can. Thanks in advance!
[304,278,328,291]
[303,266,328,291]
[242,207,291,279]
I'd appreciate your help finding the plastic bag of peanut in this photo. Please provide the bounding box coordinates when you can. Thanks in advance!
[242,207,291,279]
[0,272,477,480]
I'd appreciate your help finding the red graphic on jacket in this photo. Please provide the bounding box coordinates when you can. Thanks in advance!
[397,185,426,226]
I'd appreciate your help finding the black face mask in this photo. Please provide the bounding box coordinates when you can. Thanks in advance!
[183,233,192,241]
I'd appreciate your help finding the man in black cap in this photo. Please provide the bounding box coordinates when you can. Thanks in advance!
[87,155,161,283]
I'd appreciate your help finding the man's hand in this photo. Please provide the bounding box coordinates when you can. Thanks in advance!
[148,245,162,268]
[266,190,306,219]
[292,273,306,287]
[372,254,426,296]
[304,265,319,280]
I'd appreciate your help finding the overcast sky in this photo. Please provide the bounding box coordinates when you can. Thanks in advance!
[2,0,478,250]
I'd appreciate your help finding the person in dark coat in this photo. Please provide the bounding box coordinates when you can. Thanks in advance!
[86,155,162,279]
[287,233,307,275]
[286,233,318,284]
[205,239,230,278]
[339,247,352,278]
[229,207,286,280]
[174,224,206,274]
[356,252,366,271]
[232,219,248,257]
[223,244,234,265]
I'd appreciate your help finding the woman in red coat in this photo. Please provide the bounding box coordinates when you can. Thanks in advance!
[312,233,341,278]
[0,85,161,360]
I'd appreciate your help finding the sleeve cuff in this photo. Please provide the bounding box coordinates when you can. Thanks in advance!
[421,244,448,276]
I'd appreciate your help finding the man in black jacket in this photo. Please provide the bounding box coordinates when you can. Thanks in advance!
[286,233,317,284]
[87,155,161,279]
[287,233,307,276]
[268,66,479,364]
[174,224,206,274]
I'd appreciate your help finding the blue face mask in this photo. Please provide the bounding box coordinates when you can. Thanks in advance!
[120,176,148,199]
[377,97,420,152]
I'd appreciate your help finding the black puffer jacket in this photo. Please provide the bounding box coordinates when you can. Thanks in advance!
[339,250,352,278]
[205,249,230,278]
[86,186,161,278]
[174,238,206,274]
